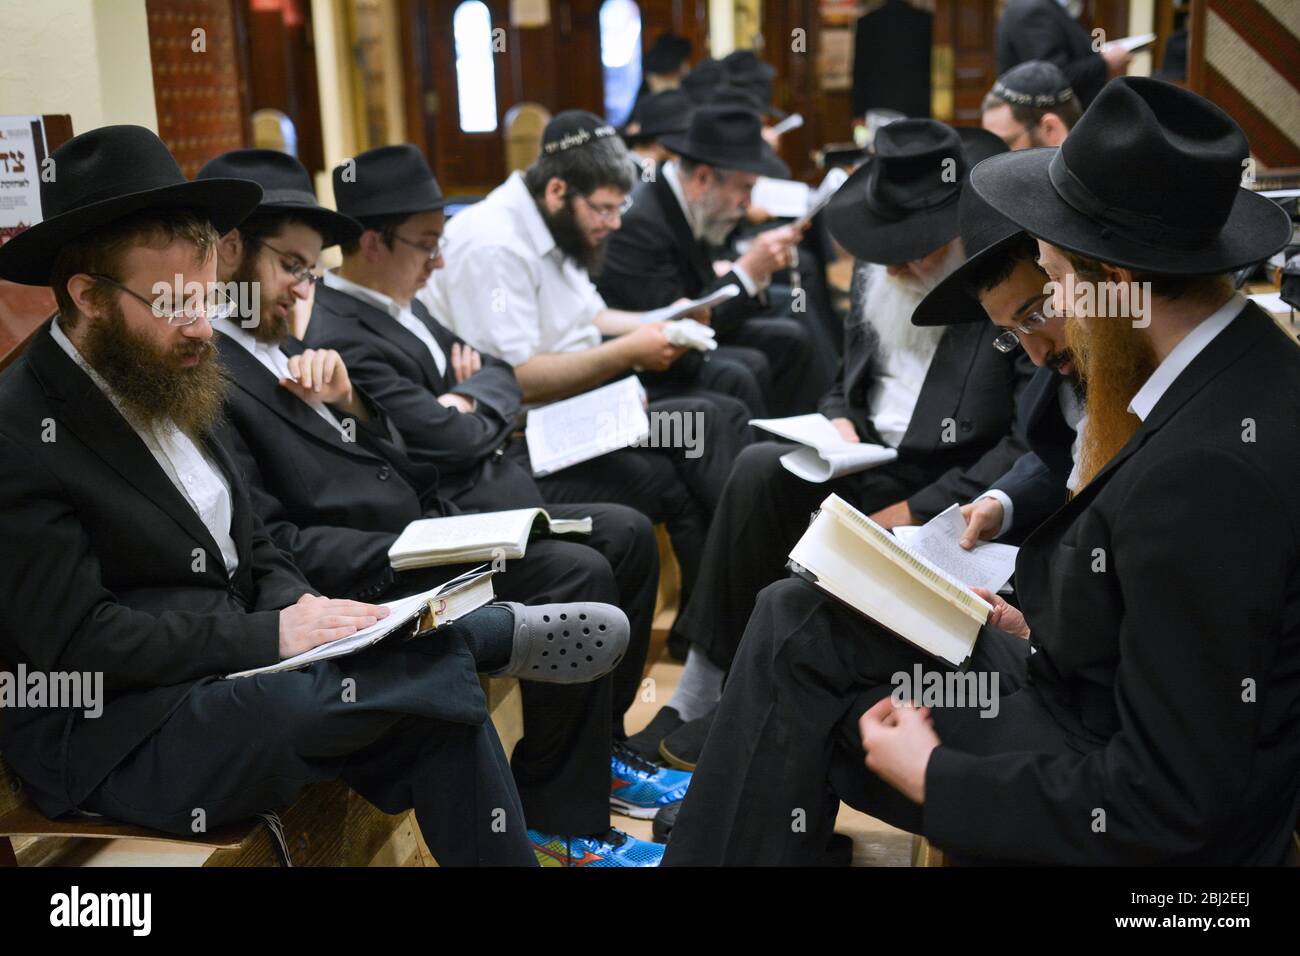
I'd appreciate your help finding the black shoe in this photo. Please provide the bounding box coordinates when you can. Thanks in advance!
[622,706,683,762]
[651,800,679,844]
[658,708,715,771]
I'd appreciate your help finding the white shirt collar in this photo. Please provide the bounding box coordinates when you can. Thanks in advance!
[1127,292,1247,422]
[213,314,278,360]
[502,171,558,260]
[661,161,701,239]
[322,269,406,320]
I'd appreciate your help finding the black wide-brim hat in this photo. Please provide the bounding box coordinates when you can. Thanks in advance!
[0,125,262,286]
[659,105,789,178]
[827,122,1006,266]
[333,144,448,221]
[198,148,361,248]
[913,182,1028,326]
[971,77,1292,275]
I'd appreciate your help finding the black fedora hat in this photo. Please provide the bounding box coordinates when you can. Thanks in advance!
[971,77,1292,275]
[197,149,361,248]
[913,184,1029,326]
[626,90,693,142]
[826,121,1005,265]
[0,125,262,286]
[722,51,786,120]
[659,106,789,178]
[333,144,447,221]
[680,58,726,104]
[644,32,692,76]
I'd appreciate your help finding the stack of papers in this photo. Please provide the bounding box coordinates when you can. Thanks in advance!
[751,413,898,482]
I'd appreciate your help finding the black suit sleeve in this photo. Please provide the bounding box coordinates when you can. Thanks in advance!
[0,431,282,692]
[906,350,1036,519]
[224,423,395,600]
[995,450,1069,538]
[599,210,695,312]
[1008,3,1107,104]
[924,448,1292,863]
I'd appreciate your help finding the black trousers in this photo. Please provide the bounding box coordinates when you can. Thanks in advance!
[634,346,767,418]
[398,506,652,835]
[536,395,751,608]
[718,315,819,416]
[673,440,935,669]
[80,626,537,866]
[662,577,1075,866]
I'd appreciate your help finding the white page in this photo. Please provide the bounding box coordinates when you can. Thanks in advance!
[391,508,541,561]
[1250,291,1292,314]
[639,284,741,325]
[751,413,850,451]
[778,444,897,483]
[1110,32,1156,53]
[526,376,650,476]
[894,505,1019,593]
[751,177,811,217]
[770,112,804,136]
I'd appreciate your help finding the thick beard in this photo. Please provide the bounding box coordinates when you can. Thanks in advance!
[79,302,228,440]
[541,197,606,274]
[233,252,292,344]
[687,190,744,246]
[1065,314,1157,488]
[854,261,948,356]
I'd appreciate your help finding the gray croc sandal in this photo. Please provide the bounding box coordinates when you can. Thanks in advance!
[488,602,629,684]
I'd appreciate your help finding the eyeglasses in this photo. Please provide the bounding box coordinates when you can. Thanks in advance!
[260,241,322,286]
[992,309,1049,353]
[392,234,449,259]
[575,191,633,223]
[89,274,237,327]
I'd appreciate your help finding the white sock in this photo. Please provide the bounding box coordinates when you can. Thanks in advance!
[667,646,724,722]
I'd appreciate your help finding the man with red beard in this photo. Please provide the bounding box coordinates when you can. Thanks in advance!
[0,125,600,865]
[626,120,1036,781]
[663,78,1300,866]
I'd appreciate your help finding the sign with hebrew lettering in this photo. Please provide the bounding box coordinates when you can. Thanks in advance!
[0,115,47,248]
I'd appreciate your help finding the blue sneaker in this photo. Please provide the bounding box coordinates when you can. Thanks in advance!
[527,827,664,867]
[610,742,691,819]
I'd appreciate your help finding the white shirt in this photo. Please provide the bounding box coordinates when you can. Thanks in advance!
[325,270,447,377]
[661,160,760,297]
[868,342,940,449]
[1128,292,1246,422]
[419,171,604,366]
[51,318,240,575]
[213,316,344,435]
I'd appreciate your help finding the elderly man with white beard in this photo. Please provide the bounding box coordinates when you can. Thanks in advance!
[625,121,1038,799]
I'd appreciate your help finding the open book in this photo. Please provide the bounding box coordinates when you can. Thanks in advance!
[751,413,897,482]
[388,508,593,571]
[639,284,741,326]
[788,495,991,667]
[526,376,650,477]
[225,567,496,679]
[891,505,1018,594]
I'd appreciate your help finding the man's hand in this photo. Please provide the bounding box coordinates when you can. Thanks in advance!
[736,225,799,283]
[1102,43,1133,76]
[745,205,773,226]
[622,321,687,372]
[437,392,475,413]
[830,417,860,444]
[281,348,355,409]
[959,497,1004,549]
[869,499,913,530]
[669,297,711,326]
[449,342,482,384]
[971,587,1030,639]
[859,696,940,805]
[278,593,389,659]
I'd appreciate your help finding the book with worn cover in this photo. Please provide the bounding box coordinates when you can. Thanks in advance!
[225,567,496,679]
[387,508,592,571]
[787,495,991,667]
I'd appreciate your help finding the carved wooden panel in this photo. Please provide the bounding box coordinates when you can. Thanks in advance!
[146,0,253,178]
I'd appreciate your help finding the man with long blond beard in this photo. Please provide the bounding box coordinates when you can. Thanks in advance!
[625,120,1038,791]
[662,78,1300,866]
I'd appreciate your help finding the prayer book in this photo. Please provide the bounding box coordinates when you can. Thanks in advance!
[788,495,992,667]
[751,413,897,482]
[526,376,650,476]
[387,508,593,570]
[225,568,496,678]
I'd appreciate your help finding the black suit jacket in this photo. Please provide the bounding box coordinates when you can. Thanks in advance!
[305,281,541,506]
[817,298,1036,520]
[0,323,312,816]
[852,0,932,119]
[217,333,453,602]
[991,365,1079,541]
[926,303,1300,864]
[997,0,1108,106]
[597,168,765,337]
